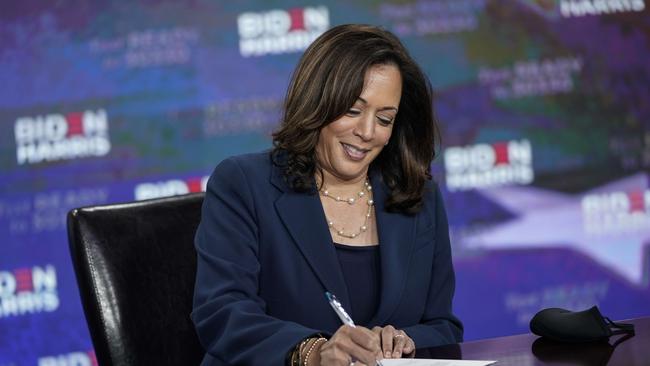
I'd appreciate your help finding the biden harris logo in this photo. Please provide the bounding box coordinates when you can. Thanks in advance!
[237,6,329,57]
[134,176,209,201]
[444,139,534,191]
[0,265,59,318]
[14,109,111,165]
[582,189,650,235]
[525,0,645,17]
[559,0,645,17]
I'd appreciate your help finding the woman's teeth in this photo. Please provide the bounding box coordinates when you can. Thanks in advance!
[342,143,367,160]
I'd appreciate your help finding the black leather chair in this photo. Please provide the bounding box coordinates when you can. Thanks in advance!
[67,193,206,366]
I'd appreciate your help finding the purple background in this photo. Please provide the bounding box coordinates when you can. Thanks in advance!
[1,0,649,364]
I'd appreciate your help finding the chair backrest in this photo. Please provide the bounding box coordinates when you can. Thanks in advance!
[67,193,205,366]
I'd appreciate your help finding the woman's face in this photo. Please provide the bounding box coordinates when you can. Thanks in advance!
[315,63,402,182]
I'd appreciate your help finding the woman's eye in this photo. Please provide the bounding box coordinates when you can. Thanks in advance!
[377,116,394,125]
[346,109,362,116]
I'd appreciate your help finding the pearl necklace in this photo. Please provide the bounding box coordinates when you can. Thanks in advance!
[321,179,371,205]
[320,179,374,239]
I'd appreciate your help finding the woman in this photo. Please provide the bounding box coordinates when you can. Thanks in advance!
[192,24,463,366]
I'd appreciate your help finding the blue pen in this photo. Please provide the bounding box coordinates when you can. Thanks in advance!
[325,292,383,366]
[326,291,356,327]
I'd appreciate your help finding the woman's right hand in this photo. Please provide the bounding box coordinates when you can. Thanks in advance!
[316,325,382,366]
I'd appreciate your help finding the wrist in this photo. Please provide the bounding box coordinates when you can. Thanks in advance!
[288,338,310,366]
[288,336,327,366]
[304,337,327,366]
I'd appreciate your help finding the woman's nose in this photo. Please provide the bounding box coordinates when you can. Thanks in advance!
[353,113,375,141]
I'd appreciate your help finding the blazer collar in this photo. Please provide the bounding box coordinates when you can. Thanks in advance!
[368,172,416,327]
[271,160,353,312]
[271,160,416,326]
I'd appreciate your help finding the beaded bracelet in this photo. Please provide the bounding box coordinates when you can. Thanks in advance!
[303,337,327,366]
[290,338,309,366]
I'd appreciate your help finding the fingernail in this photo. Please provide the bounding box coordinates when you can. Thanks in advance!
[393,352,400,357]
[385,351,391,358]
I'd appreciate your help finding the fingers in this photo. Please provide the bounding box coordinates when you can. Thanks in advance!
[391,332,407,358]
[402,336,416,357]
[320,325,381,366]
[339,342,378,366]
[373,326,416,359]
[348,326,380,352]
[347,326,382,364]
[380,325,396,358]
[320,325,416,364]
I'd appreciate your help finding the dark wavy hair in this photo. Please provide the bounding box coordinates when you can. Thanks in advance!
[271,24,439,214]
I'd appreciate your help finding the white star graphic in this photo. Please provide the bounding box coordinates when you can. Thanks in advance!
[459,173,650,286]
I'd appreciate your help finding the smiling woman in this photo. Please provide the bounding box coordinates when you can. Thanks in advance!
[272,25,440,217]
[192,24,463,366]
[316,64,400,182]
[313,64,401,246]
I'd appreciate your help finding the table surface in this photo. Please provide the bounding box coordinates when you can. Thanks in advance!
[416,316,649,366]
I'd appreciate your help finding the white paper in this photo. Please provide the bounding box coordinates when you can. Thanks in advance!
[379,359,496,366]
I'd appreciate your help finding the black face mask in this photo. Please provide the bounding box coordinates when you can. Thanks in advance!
[530,306,635,343]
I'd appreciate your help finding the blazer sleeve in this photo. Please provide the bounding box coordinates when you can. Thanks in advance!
[400,184,464,347]
[191,157,320,365]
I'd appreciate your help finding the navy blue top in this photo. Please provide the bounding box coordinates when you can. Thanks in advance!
[333,243,381,326]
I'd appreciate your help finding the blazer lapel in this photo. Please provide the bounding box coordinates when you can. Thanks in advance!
[271,165,353,313]
[368,173,416,327]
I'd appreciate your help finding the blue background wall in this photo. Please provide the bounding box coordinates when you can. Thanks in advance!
[1,1,649,364]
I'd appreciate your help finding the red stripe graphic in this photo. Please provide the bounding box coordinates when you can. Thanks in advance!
[89,350,98,366]
[493,142,509,165]
[14,268,33,292]
[66,112,84,137]
[186,178,203,193]
[288,8,305,31]
[628,191,645,213]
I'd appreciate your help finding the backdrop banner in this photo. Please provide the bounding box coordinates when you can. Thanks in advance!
[1,1,649,364]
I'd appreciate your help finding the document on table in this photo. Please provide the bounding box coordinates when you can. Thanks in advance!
[379,359,496,366]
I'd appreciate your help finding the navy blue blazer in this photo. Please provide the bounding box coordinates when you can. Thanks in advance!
[192,151,463,366]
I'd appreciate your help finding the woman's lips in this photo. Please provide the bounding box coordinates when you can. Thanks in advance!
[341,142,369,161]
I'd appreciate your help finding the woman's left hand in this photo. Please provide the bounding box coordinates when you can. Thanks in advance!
[371,325,416,359]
